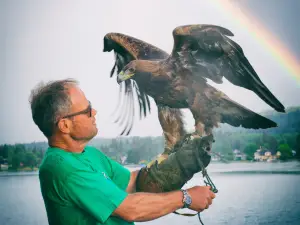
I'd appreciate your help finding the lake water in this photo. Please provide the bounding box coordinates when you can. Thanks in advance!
[1,161,300,225]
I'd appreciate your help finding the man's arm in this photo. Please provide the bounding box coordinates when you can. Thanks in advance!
[112,189,183,222]
[112,185,215,222]
[126,170,139,193]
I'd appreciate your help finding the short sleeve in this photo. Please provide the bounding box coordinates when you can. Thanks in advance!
[64,169,128,223]
[106,156,131,190]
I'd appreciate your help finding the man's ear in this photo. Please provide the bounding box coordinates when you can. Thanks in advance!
[57,119,72,134]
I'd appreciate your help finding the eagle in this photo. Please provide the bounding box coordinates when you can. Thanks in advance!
[103,24,285,155]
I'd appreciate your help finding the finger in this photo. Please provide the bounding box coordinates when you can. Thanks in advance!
[210,191,216,199]
[206,186,211,190]
[203,200,209,209]
[207,197,212,205]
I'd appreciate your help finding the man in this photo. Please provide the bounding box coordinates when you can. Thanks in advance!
[29,78,216,225]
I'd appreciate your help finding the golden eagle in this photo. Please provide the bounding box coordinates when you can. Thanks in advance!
[103,24,285,153]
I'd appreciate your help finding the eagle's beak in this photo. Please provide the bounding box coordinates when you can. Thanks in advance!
[117,71,134,84]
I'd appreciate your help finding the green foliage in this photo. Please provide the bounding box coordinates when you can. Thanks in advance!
[296,134,300,160]
[89,136,163,164]
[244,143,259,157]
[0,143,45,171]
[24,152,38,169]
[127,149,142,164]
[277,144,293,160]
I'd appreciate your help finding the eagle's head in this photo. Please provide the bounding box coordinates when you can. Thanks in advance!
[117,60,139,84]
[117,60,159,84]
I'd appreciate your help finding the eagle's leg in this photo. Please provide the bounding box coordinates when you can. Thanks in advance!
[194,121,205,137]
[157,105,186,154]
[146,105,186,167]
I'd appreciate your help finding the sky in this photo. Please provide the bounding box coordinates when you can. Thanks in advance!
[232,0,300,59]
[0,0,299,145]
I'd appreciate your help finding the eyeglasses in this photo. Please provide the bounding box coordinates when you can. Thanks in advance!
[62,101,92,119]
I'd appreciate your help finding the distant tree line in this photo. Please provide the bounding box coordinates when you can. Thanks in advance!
[1,107,300,170]
[90,136,164,164]
[0,144,46,171]
[1,131,299,170]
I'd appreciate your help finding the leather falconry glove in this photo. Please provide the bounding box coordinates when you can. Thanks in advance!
[136,134,214,193]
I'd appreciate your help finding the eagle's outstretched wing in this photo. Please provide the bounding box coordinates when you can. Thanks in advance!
[168,24,285,113]
[103,33,169,135]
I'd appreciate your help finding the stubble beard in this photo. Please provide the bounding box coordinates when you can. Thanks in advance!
[70,127,98,142]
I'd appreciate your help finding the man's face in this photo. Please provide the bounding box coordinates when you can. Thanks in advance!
[64,85,98,141]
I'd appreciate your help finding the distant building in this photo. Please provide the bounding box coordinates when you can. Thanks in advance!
[0,164,8,170]
[254,146,280,162]
[120,156,127,164]
[232,149,247,161]
[211,153,222,161]
[254,151,261,161]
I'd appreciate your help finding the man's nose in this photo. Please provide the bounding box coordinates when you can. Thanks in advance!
[92,108,97,116]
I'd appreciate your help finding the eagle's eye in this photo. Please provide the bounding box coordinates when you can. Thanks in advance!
[128,68,135,73]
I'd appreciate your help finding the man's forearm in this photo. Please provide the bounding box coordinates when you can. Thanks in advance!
[112,190,184,222]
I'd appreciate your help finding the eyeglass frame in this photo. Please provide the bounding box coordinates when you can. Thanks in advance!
[62,101,92,119]
[56,101,92,125]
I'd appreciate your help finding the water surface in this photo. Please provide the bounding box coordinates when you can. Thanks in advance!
[1,162,300,225]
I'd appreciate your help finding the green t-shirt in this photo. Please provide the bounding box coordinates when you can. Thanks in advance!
[39,145,134,225]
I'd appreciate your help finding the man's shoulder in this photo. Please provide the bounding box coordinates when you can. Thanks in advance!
[84,146,110,161]
[85,145,104,155]
[39,147,81,181]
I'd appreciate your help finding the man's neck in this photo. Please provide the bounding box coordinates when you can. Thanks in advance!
[48,136,87,153]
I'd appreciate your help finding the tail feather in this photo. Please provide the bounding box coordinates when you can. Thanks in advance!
[219,96,277,129]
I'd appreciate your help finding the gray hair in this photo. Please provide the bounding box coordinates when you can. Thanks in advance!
[29,78,79,138]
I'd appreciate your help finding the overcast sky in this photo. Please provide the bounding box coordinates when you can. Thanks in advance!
[1,0,299,145]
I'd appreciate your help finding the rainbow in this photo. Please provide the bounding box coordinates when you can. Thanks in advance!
[210,0,300,84]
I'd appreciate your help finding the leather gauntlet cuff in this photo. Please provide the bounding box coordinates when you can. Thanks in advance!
[136,134,214,193]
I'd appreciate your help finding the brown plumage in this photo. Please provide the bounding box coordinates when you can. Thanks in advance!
[103,32,186,154]
[103,24,285,151]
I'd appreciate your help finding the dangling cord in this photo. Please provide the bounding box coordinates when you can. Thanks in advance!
[196,153,218,225]
[198,212,204,225]
[173,155,218,225]
[172,134,218,224]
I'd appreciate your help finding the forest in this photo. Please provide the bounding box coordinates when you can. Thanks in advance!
[1,106,300,171]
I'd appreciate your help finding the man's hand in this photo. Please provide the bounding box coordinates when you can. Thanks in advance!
[186,186,216,212]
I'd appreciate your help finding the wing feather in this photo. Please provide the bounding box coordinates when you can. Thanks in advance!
[103,33,169,135]
[169,24,285,113]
